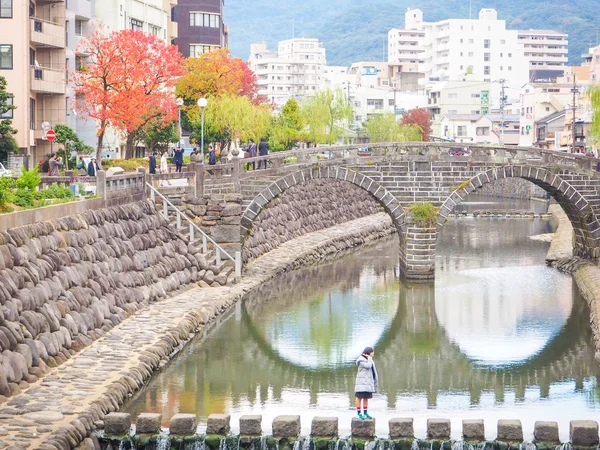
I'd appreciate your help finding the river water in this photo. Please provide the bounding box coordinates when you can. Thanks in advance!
[123,196,600,441]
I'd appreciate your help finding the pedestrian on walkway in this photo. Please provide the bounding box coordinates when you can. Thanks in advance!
[245,139,257,171]
[160,151,169,174]
[173,147,184,173]
[354,346,378,420]
[258,137,269,169]
[76,156,87,175]
[87,157,100,177]
[149,152,157,174]
[49,153,63,176]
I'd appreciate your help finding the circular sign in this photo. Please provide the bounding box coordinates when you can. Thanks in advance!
[45,129,56,141]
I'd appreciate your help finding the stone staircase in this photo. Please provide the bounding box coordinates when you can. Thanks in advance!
[240,175,282,208]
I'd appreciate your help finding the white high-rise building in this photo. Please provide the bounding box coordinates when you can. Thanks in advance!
[248,38,326,108]
[387,9,426,72]
[517,30,569,75]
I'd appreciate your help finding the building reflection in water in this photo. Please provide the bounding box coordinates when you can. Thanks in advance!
[124,208,600,440]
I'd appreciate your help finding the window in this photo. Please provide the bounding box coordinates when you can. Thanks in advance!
[508,53,512,57]
[457,126,467,136]
[389,99,395,106]
[508,66,512,71]
[448,93,457,99]
[0,94,12,118]
[484,39,490,48]
[500,39,506,45]
[448,109,458,114]
[468,39,474,44]
[476,126,490,136]
[75,55,84,71]
[29,98,35,130]
[0,0,11,18]
[367,99,383,109]
[75,20,83,36]
[546,107,550,112]
[189,12,220,28]
[484,52,490,62]
[149,24,160,36]
[189,44,218,57]
[471,110,480,115]
[471,93,480,98]
[131,18,143,31]
[484,66,490,75]
[0,44,12,69]
[66,97,70,116]
[468,52,474,57]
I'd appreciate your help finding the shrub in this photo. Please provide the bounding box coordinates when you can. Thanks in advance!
[407,202,439,228]
[16,167,41,190]
[39,184,75,200]
[102,158,148,172]
[0,177,16,190]
[12,188,34,208]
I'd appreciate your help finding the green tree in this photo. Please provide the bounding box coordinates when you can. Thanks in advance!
[590,84,600,147]
[301,88,352,145]
[0,76,18,162]
[140,121,178,154]
[269,98,306,151]
[365,113,423,143]
[54,124,80,170]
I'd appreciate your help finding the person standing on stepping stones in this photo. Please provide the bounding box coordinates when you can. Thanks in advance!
[354,346,378,420]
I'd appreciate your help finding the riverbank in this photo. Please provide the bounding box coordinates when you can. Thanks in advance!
[547,204,600,359]
[0,213,394,450]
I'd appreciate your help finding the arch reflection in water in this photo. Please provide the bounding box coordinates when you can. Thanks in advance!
[123,215,600,440]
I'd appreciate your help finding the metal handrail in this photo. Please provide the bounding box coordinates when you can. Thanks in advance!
[146,182,242,279]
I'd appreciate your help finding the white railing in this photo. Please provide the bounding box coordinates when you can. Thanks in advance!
[146,183,242,280]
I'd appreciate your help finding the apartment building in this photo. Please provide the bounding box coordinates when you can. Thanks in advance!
[582,45,600,83]
[173,0,227,57]
[517,29,568,79]
[248,38,326,108]
[387,8,425,72]
[519,82,574,147]
[1,0,70,164]
[425,80,492,137]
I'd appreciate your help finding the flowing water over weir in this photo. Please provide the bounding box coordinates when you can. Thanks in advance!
[114,197,600,445]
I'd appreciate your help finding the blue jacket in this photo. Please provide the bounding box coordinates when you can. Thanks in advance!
[173,149,184,164]
[149,155,157,174]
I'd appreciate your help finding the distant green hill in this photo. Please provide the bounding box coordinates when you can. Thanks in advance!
[226,0,599,66]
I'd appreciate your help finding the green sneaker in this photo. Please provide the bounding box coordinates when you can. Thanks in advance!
[357,412,365,420]
[364,413,373,420]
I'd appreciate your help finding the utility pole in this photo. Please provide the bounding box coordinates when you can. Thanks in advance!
[498,79,507,145]
[571,73,579,153]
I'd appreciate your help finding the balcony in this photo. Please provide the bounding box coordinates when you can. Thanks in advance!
[169,20,178,40]
[30,18,65,48]
[31,66,65,94]
[71,0,92,19]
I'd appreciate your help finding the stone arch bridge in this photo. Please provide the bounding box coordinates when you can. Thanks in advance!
[202,143,600,280]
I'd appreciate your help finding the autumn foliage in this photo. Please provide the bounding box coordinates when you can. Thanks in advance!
[177,48,261,103]
[399,108,432,141]
[73,27,184,159]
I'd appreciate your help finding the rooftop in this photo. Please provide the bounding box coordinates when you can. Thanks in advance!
[517,29,568,37]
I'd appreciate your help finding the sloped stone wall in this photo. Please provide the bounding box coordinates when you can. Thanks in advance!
[0,201,207,399]
[477,178,547,199]
[242,178,383,263]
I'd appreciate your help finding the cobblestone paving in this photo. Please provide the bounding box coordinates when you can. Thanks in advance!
[0,213,393,450]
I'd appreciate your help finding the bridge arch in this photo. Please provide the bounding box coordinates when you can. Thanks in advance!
[240,166,407,244]
[437,165,600,259]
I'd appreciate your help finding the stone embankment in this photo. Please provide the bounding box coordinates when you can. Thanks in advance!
[546,204,600,359]
[100,412,599,450]
[0,201,229,401]
[477,177,547,200]
[0,213,394,450]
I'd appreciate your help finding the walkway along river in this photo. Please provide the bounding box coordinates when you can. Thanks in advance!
[123,197,600,441]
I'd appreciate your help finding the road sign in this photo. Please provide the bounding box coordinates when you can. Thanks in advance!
[525,125,531,131]
[45,129,56,141]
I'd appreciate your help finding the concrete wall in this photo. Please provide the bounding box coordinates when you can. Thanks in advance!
[0,201,207,398]
[241,178,383,263]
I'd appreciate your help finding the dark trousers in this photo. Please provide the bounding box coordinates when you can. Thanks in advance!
[175,163,183,173]
[258,158,268,169]
[246,162,255,171]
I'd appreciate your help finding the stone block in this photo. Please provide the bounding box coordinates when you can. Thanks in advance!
[570,421,599,447]
[351,417,375,438]
[169,414,197,435]
[221,205,242,217]
[427,419,450,439]
[239,415,262,436]
[104,413,131,436]
[463,420,485,441]
[534,421,559,443]
[136,413,162,434]
[389,418,413,438]
[497,420,523,442]
[207,414,230,435]
[212,225,241,243]
[272,415,300,438]
[311,417,338,437]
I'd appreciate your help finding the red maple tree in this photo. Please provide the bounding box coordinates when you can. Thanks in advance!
[399,108,432,141]
[73,27,184,160]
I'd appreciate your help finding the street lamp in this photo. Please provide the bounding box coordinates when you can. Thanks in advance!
[197,98,208,162]
[176,97,184,147]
